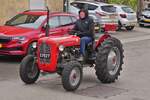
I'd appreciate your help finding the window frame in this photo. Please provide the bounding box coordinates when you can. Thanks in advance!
[59,15,74,27]
[87,4,98,10]
[48,16,61,29]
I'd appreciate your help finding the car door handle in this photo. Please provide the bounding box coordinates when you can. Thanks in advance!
[61,29,65,31]
[50,32,57,34]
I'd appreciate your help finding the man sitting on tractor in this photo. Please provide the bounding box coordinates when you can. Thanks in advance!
[73,9,95,61]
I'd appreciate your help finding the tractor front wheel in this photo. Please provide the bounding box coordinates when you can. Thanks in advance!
[62,61,83,91]
[95,37,124,83]
[20,55,40,84]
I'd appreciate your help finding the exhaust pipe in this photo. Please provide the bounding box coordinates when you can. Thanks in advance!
[45,6,50,37]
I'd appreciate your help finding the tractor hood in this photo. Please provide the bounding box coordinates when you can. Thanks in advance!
[39,35,80,47]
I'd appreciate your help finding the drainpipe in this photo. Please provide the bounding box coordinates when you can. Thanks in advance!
[63,0,69,12]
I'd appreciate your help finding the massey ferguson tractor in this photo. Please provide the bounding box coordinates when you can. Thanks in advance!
[19,7,124,91]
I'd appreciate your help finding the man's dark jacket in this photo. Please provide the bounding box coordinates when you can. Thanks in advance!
[73,9,95,40]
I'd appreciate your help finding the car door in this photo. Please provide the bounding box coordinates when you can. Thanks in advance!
[59,15,76,35]
[48,16,64,36]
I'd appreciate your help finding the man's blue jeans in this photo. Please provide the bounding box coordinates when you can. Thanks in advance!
[80,36,92,55]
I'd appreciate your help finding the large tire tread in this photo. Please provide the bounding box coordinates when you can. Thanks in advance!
[20,55,40,84]
[95,37,124,83]
[62,61,82,91]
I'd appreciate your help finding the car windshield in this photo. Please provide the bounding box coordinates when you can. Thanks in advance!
[145,8,150,11]
[5,14,46,29]
[122,7,134,13]
[101,5,116,13]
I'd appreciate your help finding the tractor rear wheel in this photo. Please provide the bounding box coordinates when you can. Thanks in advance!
[20,55,40,84]
[95,37,124,83]
[62,61,82,91]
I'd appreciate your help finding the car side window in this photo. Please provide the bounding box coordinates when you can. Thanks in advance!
[8,14,28,25]
[71,16,77,23]
[60,16,73,26]
[101,5,116,13]
[121,7,134,13]
[88,4,98,10]
[49,17,60,28]
[71,2,86,9]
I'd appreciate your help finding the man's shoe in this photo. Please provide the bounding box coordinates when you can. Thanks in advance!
[78,55,84,61]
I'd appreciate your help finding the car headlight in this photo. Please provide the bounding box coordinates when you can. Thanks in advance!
[12,36,26,41]
[59,45,65,51]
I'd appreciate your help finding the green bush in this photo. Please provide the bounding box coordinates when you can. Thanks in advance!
[108,0,137,10]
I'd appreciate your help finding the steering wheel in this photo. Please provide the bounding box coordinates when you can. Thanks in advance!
[69,30,81,36]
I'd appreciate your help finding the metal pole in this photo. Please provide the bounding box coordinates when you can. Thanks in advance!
[45,6,50,37]
[66,0,69,12]
[44,0,48,9]
[63,0,69,12]
[63,0,66,12]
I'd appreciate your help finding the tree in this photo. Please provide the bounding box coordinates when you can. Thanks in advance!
[95,0,108,3]
[108,0,137,10]
[137,0,144,13]
[137,0,144,19]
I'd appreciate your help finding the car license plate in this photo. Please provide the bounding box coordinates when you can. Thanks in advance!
[144,19,150,22]
[0,44,2,48]
[129,22,136,26]
[110,15,116,19]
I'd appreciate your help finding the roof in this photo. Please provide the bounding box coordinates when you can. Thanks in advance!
[73,0,113,6]
[113,4,129,8]
[21,10,76,16]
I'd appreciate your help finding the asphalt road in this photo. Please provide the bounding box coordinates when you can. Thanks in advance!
[0,27,150,100]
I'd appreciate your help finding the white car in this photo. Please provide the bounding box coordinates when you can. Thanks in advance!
[68,0,118,31]
[114,5,137,31]
[139,8,150,27]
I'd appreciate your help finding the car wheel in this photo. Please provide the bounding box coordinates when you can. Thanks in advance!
[125,26,135,31]
[117,21,122,31]
[139,24,144,27]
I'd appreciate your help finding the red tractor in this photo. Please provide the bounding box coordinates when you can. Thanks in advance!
[19,8,124,91]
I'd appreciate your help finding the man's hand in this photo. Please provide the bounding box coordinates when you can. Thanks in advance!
[69,30,85,37]
[76,32,85,37]
[68,30,76,35]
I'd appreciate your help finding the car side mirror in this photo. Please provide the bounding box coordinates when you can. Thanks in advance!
[42,25,46,30]
[5,20,10,25]
[42,24,51,31]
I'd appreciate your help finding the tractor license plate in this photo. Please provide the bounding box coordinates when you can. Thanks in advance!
[144,19,150,22]
[0,44,2,48]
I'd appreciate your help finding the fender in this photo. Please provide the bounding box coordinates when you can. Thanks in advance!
[95,34,111,49]
[24,39,38,55]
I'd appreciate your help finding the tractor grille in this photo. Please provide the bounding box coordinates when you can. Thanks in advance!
[39,42,51,64]
[0,36,11,43]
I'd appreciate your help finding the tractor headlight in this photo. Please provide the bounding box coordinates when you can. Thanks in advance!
[32,42,37,49]
[59,45,65,51]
